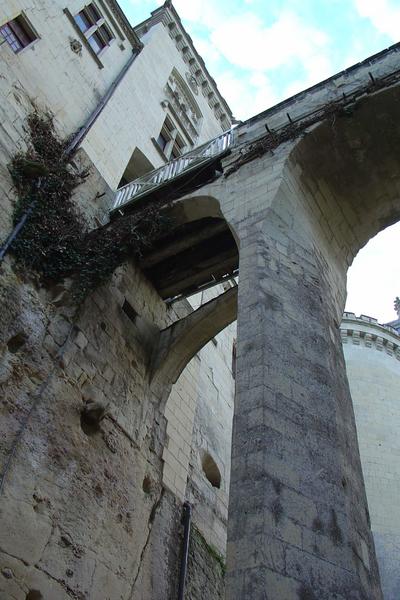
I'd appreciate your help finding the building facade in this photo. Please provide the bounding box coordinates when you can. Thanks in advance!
[0,1,399,599]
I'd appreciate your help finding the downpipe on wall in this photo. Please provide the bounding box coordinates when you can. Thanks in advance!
[0,176,43,264]
[178,501,192,600]
[0,199,36,263]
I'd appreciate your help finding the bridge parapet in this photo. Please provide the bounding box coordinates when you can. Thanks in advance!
[235,41,400,148]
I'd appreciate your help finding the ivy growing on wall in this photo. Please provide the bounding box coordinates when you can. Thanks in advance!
[8,112,169,300]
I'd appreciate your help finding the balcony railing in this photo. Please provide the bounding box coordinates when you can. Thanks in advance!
[112,129,234,212]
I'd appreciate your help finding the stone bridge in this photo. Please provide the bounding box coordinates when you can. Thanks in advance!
[113,44,400,599]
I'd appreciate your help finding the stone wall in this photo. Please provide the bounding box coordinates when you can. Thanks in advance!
[0,119,233,600]
[162,285,236,551]
[0,146,171,597]
[0,4,236,595]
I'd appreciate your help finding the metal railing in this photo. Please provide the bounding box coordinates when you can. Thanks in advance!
[112,129,234,211]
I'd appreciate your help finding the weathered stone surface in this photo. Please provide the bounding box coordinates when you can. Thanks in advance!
[342,314,400,600]
[185,527,226,600]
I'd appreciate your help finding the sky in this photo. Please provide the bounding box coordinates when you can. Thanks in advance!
[120,0,400,323]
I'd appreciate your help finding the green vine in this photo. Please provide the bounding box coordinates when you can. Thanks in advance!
[7,112,169,300]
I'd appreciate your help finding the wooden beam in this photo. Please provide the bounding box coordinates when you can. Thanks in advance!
[139,220,227,269]
[147,230,236,280]
[158,249,238,298]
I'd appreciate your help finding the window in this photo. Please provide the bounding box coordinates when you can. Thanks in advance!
[155,116,187,160]
[201,451,221,489]
[74,3,114,55]
[156,131,168,153]
[171,135,184,159]
[0,14,37,53]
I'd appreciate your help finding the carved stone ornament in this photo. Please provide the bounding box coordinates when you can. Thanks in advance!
[70,38,83,56]
[185,72,199,95]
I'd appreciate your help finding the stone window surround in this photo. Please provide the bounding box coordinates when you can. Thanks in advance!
[0,11,39,54]
[164,69,203,143]
[63,3,116,69]
[74,3,114,52]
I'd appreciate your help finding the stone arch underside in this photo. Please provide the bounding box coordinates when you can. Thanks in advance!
[291,84,400,279]
[137,194,239,301]
[140,193,238,397]
[119,147,154,187]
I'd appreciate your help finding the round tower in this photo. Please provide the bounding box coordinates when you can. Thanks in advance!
[341,312,400,600]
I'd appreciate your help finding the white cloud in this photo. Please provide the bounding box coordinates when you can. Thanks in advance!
[203,10,333,116]
[354,0,400,41]
[191,35,222,73]
[284,54,333,98]
[346,222,400,322]
[216,70,278,119]
[172,0,226,29]
[210,11,330,72]
[128,0,156,6]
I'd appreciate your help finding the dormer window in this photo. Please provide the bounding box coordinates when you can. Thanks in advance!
[0,14,38,53]
[74,3,114,55]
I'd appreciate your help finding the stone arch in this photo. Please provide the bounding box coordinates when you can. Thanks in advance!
[167,193,240,257]
[151,285,237,387]
[147,193,239,391]
[218,81,400,599]
[285,86,400,598]
[290,84,400,284]
[149,193,238,500]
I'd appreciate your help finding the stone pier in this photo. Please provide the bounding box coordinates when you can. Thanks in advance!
[222,153,381,599]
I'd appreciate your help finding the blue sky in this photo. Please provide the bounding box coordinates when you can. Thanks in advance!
[120,0,400,321]
[121,0,399,119]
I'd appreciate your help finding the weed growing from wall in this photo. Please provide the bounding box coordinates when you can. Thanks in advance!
[8,112,169,300]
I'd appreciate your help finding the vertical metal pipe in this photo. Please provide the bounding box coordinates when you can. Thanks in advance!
[177,501,192,600]
[0,202,35,263]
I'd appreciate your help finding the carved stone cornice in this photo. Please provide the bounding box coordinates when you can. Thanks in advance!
[104,0,143,51]
[341,312,400,360]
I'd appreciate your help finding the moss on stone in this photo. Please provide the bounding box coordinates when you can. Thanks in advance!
[191,525,226,575]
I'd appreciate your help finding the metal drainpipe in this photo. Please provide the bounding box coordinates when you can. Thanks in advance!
[0,47,141,264]
[0,176,43,263]
[64,47,141,156]
[178,502,192,600]
[0,199,36,263]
